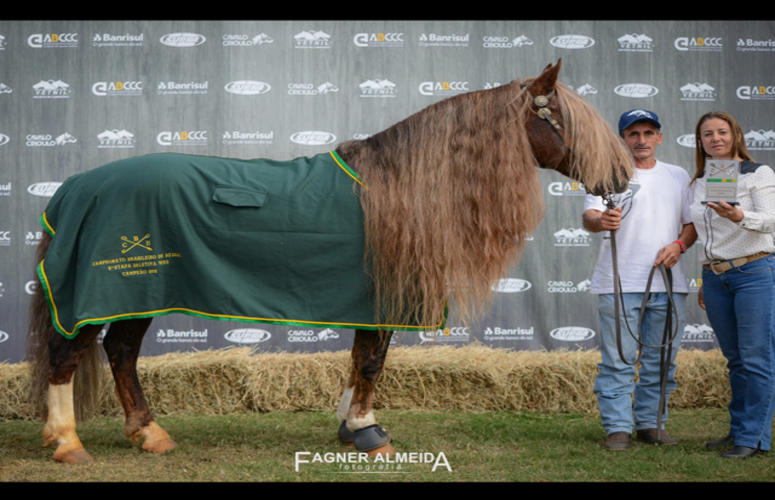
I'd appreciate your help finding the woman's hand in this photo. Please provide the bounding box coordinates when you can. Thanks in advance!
[706,201,743,222]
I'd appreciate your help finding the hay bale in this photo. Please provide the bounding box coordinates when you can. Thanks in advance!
[0,345,731,420]
[137,347,256,415]
[0,362,36,419]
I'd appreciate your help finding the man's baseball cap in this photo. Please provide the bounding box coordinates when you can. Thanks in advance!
[618,109,661,134]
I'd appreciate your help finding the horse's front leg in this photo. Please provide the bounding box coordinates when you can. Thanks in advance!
[102,318,176,454]
[336,329,394,456]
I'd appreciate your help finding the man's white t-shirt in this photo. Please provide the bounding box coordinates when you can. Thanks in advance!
[584,160,692,294]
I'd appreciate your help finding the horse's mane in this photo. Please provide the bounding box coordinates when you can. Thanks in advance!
[336,78,629,328]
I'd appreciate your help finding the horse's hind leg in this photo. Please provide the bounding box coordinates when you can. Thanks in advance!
[43,324,103,464]
[336,329,394,456]
[102,318,176,454]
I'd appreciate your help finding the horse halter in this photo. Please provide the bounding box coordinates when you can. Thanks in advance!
[531,92,564,133]
[521,86,574,155]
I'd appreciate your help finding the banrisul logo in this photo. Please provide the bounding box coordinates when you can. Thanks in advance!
[156,328,208,344]
[93,33,144,47]
[736,37,775,52]
[418,32,469,47]
[483,326,534,341]
[157,81,209,95]
[222,130,274,145]
[160,32,205,47]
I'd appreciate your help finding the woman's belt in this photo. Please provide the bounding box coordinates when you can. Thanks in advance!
[703,251,771,275]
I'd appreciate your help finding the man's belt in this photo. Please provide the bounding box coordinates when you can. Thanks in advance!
[703,251,771,275]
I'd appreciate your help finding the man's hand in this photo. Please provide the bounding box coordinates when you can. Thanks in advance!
[583,207,623,233]
[599,207,622,231]
[654,242,682,269]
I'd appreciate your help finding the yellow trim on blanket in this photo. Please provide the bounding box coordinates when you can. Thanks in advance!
[38,259,444,339]
[41,212,56,236]
[330,151,365,187]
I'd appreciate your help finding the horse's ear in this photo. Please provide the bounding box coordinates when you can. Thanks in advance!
[529,59,562,94]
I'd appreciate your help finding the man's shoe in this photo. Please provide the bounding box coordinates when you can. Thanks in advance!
[721,446,759,459]
[706,435,734,449]
[604,432,631,451]
[635,428,677,445]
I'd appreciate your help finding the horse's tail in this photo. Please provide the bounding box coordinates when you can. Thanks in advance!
[28,231,104,421]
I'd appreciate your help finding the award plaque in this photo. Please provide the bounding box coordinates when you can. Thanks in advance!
[703,159,739,205]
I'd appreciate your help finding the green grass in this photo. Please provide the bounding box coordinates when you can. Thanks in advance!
[1,409,772,482]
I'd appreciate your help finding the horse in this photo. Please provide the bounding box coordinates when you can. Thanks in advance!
[27,60,633,464]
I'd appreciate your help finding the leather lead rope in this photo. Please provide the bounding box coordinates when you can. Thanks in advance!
[604,196,680,440]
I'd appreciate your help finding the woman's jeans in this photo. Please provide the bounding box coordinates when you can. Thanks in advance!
[595,292,686,434]
[702,254,775,451]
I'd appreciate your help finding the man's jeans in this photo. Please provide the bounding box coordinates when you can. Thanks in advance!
[595,292,686,434]
[702,255,775,451]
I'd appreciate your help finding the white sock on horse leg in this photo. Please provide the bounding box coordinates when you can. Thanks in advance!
[346,411,377,431]
[336,386,354,421]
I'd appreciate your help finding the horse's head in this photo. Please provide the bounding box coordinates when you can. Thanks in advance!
[522,60,633,197]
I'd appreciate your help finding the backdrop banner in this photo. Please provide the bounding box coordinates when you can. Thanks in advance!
[1,20,773,361]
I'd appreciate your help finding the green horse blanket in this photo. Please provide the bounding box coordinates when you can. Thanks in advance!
[38,151,442,338]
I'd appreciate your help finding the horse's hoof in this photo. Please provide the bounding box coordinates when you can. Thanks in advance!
[143,438,177,454]
[366,442,395,458]
[353,424,391,453]
[54,447,93,464]
[338,420,356,445]
[137,421,177,454]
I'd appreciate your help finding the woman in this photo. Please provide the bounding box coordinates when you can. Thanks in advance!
[690,111,775,459]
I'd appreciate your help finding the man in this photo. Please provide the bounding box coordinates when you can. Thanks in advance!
[583,109,697,451]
